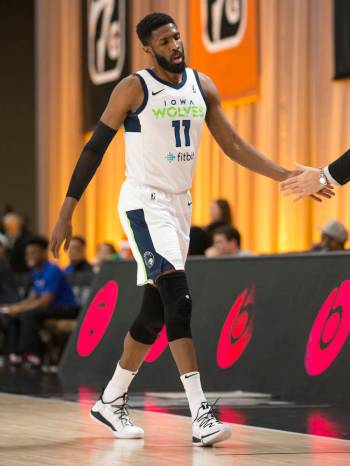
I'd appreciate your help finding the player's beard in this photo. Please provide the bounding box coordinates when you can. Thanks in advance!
[154,50,186,74]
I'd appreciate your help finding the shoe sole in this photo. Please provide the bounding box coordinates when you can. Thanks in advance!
[192,427,232,447]
[90,411,144,439]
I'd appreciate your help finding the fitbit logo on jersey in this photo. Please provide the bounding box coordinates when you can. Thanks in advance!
[166,151,195,163]
[143,251,155,269]
[87,0,126,85]
[203,0,247,52]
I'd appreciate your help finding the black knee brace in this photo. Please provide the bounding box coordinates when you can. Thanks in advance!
[156,271,192,342]
[129,285,164,344]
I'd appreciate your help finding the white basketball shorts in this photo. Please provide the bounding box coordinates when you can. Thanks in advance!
[118,179,192,286]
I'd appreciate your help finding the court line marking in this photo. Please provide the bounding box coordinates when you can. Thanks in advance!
[2,392,350,445]
[139,407,350,444]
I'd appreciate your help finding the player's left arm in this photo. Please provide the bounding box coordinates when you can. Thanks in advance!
[199,72,291,181]
[199,73,333,201]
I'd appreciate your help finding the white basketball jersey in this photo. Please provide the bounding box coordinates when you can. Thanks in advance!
[123,68,207,194]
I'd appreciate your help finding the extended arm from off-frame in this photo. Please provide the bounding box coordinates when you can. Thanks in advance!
[327,148,350,185]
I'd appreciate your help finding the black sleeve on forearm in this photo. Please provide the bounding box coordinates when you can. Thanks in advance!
[66,121,117,200]
[328,148,350,185]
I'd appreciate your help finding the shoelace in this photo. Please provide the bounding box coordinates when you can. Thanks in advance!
[111,394,133,427]
[194,399,222,429]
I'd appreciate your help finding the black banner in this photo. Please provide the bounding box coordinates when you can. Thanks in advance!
[334,0,350,79]
[82,0,130,131]
[204,0,245,45]
[60,254,350,404]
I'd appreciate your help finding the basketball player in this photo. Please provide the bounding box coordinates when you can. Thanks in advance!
[50,13,332,446]
[280,148,350,201]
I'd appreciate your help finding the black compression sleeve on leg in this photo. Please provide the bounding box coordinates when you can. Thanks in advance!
[66,121,117,200]
[157,271,192,342]
[129,285,165,345]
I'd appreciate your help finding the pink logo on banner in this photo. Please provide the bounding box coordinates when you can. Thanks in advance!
[305,279,350,376]
[77,280,118,357]
[307,411,342,438]
[145,326,168,363]
[217,287,255,369]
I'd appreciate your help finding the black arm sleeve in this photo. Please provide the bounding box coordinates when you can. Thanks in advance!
[328,148,350,185]
[66,121,117,200]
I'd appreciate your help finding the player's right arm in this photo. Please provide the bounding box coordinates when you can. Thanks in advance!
[50,75,143,258]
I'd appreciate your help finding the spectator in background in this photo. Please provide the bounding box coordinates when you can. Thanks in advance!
[189,199,234,256]
[92,242,121,273]
[65,236,93,281]
[188,226,208,255]
[0,234,18,304]
[2,212,31,274]
[0,234,19,362]
[119,239,134,260]
[204,199,233,255]
[206,225,253,258]
[206,199,233,239]
[0,204,13,218]
[1,236,78,367]
[65,236,94,308]
[310,220,348,252]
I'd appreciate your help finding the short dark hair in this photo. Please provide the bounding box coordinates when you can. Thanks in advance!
[213,226,241,248]
[71,236,86,247]
[101,242,116,254]
[136,12,176,45]
[26,235,49,250]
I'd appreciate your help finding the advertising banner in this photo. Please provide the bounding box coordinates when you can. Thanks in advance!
[189,0,259,102]
[82,0,130,130]
[60,254,350,404]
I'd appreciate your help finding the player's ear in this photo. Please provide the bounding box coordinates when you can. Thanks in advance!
[142,45,151,57]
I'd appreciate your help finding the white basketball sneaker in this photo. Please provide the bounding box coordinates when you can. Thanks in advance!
[192,401,231,446]
[90,392,144,439]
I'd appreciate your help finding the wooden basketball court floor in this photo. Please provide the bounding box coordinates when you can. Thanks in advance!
[1,394,350,466]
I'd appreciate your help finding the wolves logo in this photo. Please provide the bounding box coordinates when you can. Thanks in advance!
[143,251,155,269]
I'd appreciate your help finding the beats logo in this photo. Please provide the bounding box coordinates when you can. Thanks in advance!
[307,411,341,438]
[145,325,168,363]
[217,287,255,369]
[77,280,119,357]
[305,279,350,376]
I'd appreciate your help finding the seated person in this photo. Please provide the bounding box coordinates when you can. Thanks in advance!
[2,211,31,274]
[0,234,19,304]
[1,235,78,367]
[189,226,208,255]
[0,234,19,359]
[119,239,133,260]
[206,225,254,257]
[65,236,94,307]
[206,199,233,246]
[92,242,121,273]
[65,236,93,284]
[310,220,348,252]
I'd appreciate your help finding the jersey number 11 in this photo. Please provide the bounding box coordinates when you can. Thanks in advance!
[172,120,191,148]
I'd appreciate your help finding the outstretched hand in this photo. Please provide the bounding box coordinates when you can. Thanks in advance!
[50,217,72,259]
[280,163,335,202]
